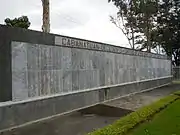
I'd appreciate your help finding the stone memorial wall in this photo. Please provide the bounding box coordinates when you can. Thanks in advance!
[11,36,171,101]
[0,25,172,131]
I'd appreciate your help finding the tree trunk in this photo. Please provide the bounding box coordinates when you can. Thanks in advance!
[42,0,50,33]
[146,19,151,52]
[131,28,135,49]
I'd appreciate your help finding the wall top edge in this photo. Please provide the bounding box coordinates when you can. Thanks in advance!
[54,36,169,59]
[0,25,170,59]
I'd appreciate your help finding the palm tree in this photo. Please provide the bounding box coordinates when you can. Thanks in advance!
[42,0,50,33]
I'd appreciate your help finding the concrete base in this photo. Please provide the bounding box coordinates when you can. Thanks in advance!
[0,76,171,132]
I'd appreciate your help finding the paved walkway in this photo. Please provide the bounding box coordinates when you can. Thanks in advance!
[104,83,180,110]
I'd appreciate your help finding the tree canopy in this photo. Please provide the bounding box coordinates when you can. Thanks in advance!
[155,0,180,66]
[4,16,31,29]
[109,0,180,66]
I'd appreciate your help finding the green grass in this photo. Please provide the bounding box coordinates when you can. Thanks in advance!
[128,99,180,135]
[173,90,180,96]
[173,80,180,84]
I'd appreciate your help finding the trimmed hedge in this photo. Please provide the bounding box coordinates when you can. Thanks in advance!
[88,94,179,135]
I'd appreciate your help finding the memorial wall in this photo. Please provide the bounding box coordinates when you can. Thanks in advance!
[0,25,172,131]
[11,35,171,101]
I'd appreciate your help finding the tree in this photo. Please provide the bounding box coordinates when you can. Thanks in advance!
[152,0,180,66]
[109,0,143,49]
[4,16,30,29]
[109,0,158,52]
[42,0,50,33]
[135,0,158,52]
[109,0,180,63]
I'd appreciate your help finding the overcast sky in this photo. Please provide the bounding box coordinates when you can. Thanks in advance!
[0,0,129,47]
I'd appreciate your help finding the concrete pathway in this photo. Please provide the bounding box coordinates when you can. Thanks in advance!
[104,83,180,110]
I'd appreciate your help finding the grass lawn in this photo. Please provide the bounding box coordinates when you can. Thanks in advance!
[128,99,180,135]
[173,80,180,84]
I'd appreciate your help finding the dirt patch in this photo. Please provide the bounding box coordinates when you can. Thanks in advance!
[79,104,133,117]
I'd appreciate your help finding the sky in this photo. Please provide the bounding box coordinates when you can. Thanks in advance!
[0,0,129,47]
